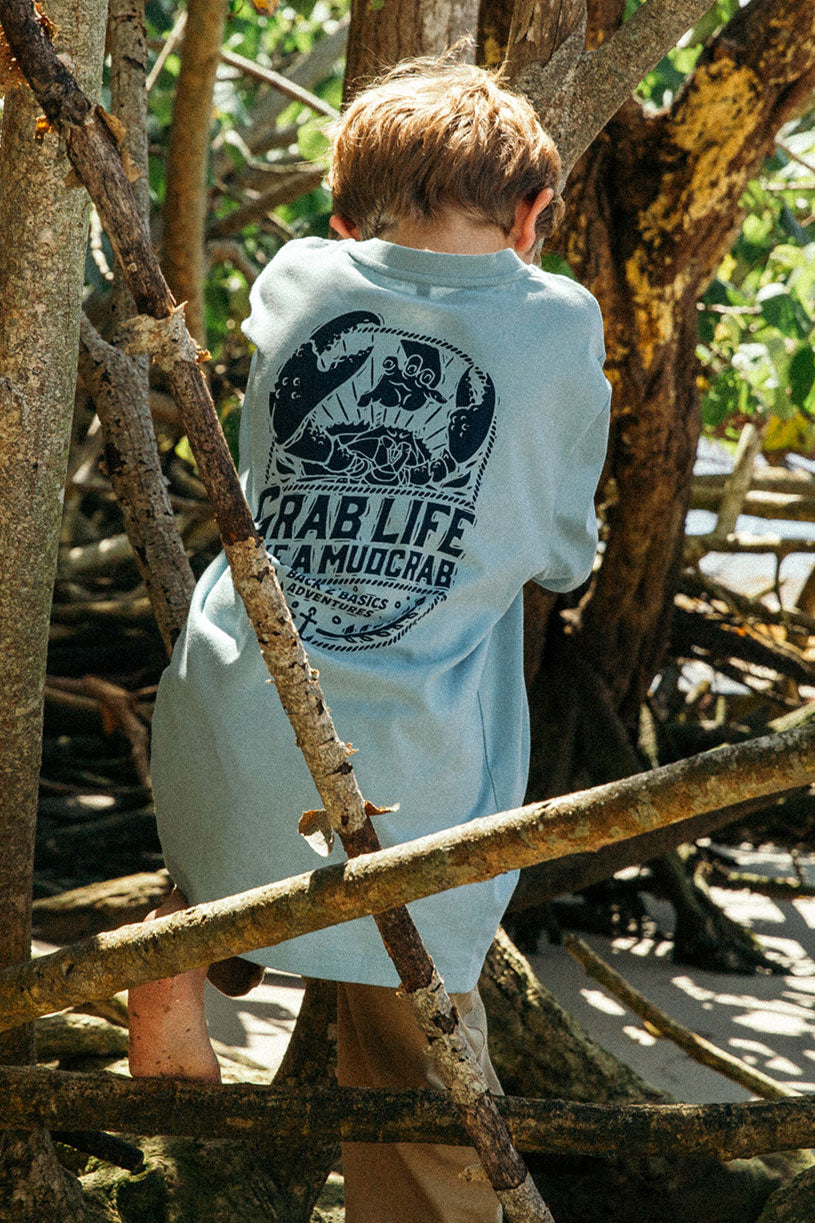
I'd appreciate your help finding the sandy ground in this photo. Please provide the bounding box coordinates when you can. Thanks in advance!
[203,846,815,1106]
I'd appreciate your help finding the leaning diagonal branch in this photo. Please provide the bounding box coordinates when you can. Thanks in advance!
[1,721,814,1032]
[563,936,798,1101]
[77,315,195,654]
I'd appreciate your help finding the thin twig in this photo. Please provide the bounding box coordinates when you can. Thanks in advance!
[563,935,798,1101]
[145,8,186,92]
[220,48,339,119]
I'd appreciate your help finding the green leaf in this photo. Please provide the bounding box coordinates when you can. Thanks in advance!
[790,346,815,412]
[757,283,810,337]
[780,203,812,247]
[297,119,330,162]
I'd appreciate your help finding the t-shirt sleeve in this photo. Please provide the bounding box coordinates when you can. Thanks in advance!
[533,289,611,593]
[534,396,610,591]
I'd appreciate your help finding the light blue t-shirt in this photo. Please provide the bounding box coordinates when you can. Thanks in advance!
[151,236,611,991]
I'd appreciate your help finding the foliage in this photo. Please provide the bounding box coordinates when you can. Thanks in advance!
[623,0,815,460]
[697,122,815,457]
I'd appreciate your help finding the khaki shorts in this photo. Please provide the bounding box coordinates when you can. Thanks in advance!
[337,982,503,1223]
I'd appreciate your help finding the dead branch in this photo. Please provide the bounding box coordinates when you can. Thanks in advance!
[671,604,815,687]
[507,789,805,914]
[2,721,815,1032]
[32,872,171,943]
[694,469,815,497]
[687,533,815,559]
[691,488,815,524]
[705,863,815,901]
[706,422,763,548]
[205,166,325,240]
[563,936,798,1102]
[235,17,348,160]
[206,239,259,283]
[145,8,186,92]
[680,571,815,637]
[3,1066,815,1162]
[220,48,339,119]
[77,315,195,652]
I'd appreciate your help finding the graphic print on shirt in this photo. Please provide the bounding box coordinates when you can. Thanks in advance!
[256,310,496,650]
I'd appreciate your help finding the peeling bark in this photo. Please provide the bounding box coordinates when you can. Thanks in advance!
[77,316,195,653]
[344,0,479,98]
[549,0,815,722]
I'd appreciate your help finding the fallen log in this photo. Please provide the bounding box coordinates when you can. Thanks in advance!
[31,872,170,943]
[2,721,815,1032]
[1,1065,815,1162]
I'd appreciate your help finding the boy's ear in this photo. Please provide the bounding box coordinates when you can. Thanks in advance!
[509,188,554,259]
[329,214,362,241]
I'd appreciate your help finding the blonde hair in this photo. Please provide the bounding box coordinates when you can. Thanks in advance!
[329,55,564,245]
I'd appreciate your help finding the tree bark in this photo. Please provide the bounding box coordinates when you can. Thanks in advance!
[2,720,814,1033]
[480,928,662,1104]
[162,0,229,343]
[546,0,815,725]
[77,316,195,654]
[344,0,480,98]
[0,0,106,1216]
[4,1065,815,1164]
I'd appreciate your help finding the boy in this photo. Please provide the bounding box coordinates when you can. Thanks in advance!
[130,54,611,1223]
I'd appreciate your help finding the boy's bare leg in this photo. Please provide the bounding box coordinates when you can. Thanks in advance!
[128,886,221,1082]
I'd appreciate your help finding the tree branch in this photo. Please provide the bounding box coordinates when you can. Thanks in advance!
[77,315,195,654]
[3,1066,815,1162]
[161,0,229,342]
[0,9,553,1213]
[564,936,798,1101]
[512,0,715,172]
[2,721,815,1032]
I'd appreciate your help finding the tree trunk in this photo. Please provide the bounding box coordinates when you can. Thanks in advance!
[0,0,106,1215]
[162,0,229,343]
[480,929,664,1104]
[543,0,815,728]
[344,0,479,98]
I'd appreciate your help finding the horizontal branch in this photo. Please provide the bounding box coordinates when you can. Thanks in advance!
[3,1066,815,1161]
[691,488,815,524]
[687,532,815,559]
[2,722,815,1031]
[693,470,815,497]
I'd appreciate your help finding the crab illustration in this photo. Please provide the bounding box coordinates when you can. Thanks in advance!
[267,311,495,489]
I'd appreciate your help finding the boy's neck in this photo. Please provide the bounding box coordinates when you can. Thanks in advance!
[378,211,518,258]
